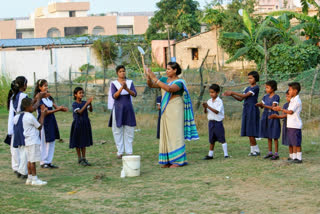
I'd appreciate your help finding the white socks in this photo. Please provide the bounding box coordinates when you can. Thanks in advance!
[297,152,302,160]
[250,146,254,153]
[289,153,293,159]
[254,145,260,153]
[222,143,228,157]
[208,150,214,157]
[292,153,297,160]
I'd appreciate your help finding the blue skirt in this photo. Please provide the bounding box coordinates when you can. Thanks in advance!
[69,117,93,148]
[259,111,281,139]
[241,103,260,137]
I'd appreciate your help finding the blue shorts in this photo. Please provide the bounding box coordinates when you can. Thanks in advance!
[287,128,302,147]
[208,120,226,144]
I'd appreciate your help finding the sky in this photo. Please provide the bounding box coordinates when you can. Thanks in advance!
[0,0,209,18]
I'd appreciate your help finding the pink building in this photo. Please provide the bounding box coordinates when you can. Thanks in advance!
[0,1,153,39]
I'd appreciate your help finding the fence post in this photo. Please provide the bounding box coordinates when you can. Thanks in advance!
[69,67,72,108]
[308,65,319,119]
[54,71,58,104]
[33,72,36,97]
[103,68,106,103]
[196,49,210,111]
[84,63,90,97]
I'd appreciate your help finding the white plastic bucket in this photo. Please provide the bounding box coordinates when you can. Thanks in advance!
[122,155,141,177]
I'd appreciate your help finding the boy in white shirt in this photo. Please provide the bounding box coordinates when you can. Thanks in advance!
[202,84,229,159]
[19,98,48,185]
[273,82,303,164]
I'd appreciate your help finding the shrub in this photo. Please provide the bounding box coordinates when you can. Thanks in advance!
[268,44,320,78]
[0,75,11,109]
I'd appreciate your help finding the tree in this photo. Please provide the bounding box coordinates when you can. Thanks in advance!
[145,0,201,59]
[202,3,226,71]
[218,0,258,60]
[222,10,273,70]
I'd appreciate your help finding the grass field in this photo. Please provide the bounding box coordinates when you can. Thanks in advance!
[0,109,319,214]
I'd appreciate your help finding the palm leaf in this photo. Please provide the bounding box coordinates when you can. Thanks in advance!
[226,46,250,63]
[254,45,265,56]
[243,10,255,37]
[255,16,272,42]
[301,0,309,14]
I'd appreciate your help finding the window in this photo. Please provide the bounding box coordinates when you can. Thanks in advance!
[117,26,133,35]
[16,32,23,39]
[47,28,61,38]
[64,27,88,36]
[69,11,76,17]
[192,48,199,60]
[92,26,105,35]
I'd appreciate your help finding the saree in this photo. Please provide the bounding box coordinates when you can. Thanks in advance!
[158,79,199,166]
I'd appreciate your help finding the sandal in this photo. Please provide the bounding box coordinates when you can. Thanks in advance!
[169,164,181,168]
[161,164,171,168]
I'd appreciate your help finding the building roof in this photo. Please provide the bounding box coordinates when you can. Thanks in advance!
[174,30,213,45]
[0,35,145,48]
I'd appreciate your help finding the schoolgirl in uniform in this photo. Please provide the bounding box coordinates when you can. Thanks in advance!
[7,76,44,178]
[223,71,261,156]
[34,79,68,169]
[69,87,93,166]
[269,91,291,159]
[108,65,137,159]
[256,80,281,160]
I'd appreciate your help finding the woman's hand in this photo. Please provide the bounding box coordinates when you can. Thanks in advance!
[61,106,68,112]
[223,91,232,96]
[147,69,157,81]
[122,82,128,90]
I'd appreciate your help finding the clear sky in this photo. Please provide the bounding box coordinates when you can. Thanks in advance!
[0,0,209,18]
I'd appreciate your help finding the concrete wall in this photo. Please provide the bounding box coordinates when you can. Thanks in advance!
[0,20,16,39]
[34,16,118,37]
[133,16,149,34]
[175,30,217,70]
[151,40,175,68]
[0,47,99,85]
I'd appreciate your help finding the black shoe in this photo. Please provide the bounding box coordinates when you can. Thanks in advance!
[287,157,293,161]
[20,174,28,179]
[13,171,19,176]
[264,153,273,159]
[41,164,50,168]
[255,152,261,156]
[48,163,59,169]
[79,159,87,166]
[203,155,213,160]
[83,159,91,166]
[270,155,279,160]
[16,172,22,178]
[248,152,258,157]
[224,156,230,158]
[292,159,303,164]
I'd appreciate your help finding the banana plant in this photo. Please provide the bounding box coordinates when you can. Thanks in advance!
[222,10,273,66]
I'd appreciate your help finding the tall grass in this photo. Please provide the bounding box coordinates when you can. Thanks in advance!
[0,75,11,109]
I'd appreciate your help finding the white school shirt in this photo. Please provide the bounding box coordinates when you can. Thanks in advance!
[107,79,133,110]
[207,97,224,121]
[8,92,28,135]
[13,112,41,146]
[287,95,303,129]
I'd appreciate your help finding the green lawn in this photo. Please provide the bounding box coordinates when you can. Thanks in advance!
[0,110,319,214]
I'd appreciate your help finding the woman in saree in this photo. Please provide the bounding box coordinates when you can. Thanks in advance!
[146,62,199,168]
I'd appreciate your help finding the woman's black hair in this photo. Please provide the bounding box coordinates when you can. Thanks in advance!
[116,65,126,73]
[73,87,84,100]
[209,84,220,93]
[248,71,259,82]
[266,80,277,91]
[33,79,54,101]
[167,62,182,76]
[7,76,27,110]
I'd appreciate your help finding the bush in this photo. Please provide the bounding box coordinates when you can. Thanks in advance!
[0,75,11,109]
[268,44,320,78]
